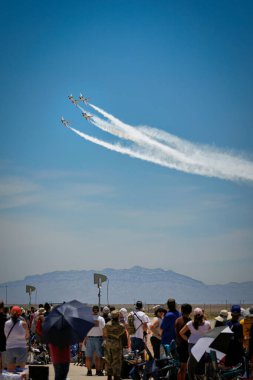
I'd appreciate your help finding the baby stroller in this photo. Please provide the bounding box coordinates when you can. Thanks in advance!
[124,341,179,380]
[27,343,50,365]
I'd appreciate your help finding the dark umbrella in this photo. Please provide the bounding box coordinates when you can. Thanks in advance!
[42,300,94,346]
[191,326,233,362]
[208,326,234,353]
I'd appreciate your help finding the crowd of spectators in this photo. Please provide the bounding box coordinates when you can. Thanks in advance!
[0,298,252,380]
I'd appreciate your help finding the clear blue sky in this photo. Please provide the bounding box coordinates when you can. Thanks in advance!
[0,0,253,288]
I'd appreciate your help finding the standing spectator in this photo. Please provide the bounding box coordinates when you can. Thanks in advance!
[179,307,211,353]
[49,343,71,380]
[103,309,128,380]
[84,305,105,376]
[149,306,166,359]
[102,306,111,323]
[35,307,45,343]
[119,308,131,350]
[225,304,245,367]
[4,305,29,372]
[248,322,253,377]
[0,300,7,372]
[175,303,192,380]
[129,301,150,354]
[119,308,128,325]
[179,307,211,380]
[161,298,181,350]
[30,304,43,335]
[214,309,230,327]
[44,302,51,317]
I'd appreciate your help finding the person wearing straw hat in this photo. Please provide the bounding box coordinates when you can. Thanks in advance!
[214,309,231,327]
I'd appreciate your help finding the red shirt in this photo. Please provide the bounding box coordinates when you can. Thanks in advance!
[49,344,71,364]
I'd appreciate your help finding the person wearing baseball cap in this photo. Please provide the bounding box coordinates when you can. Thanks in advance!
[85,305,105,376]
[129,301,150,356]
[224,305,244,367]
[4,305,29,372]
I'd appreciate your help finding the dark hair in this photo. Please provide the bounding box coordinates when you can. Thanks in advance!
[193,314,204,330]
[0,300,4,309]
[136,301,143,309]
[44,302,51,312]
[92,305,99,312]
[154,307,167,317]
[167,298,176,311]
[181,303,192,315]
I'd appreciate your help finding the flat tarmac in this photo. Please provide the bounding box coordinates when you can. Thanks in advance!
[47,364,104,380]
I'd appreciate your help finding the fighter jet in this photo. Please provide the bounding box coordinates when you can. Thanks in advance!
[82,112,93,121]
[61,116,70,127]
[68,94,79,106]
[79,93,89,105]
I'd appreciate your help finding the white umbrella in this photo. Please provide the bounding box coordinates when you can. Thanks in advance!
[191,326,233,362]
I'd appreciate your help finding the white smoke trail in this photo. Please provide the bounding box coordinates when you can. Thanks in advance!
[64,102,253,182]
[86,104,253,182]
[77,104,134,141]
[89,104,196,165]
[66,125,185,170]
[139,126,253,180]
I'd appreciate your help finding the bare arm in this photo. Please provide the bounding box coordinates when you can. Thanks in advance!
[22,320,30,340]
[143,322,148,333]
[179,324,190,342]
[150,317,159,332]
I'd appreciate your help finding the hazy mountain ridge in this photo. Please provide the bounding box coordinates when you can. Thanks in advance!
[1,266,252,305]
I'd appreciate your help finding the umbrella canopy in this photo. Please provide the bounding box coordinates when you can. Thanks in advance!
[42,300,94,346]
[208,326,234,353]
[191,326,233,362]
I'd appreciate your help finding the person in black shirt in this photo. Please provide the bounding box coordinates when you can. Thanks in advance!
[0,300,7,371]
[225,304,245,367]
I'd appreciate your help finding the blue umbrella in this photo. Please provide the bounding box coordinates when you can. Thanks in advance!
[42,300,94,346]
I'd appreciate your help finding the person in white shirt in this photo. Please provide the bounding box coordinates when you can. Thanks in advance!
[4,306,29,372]
[179,307,211,380]
[84,305,105,376]
[129,301,150,354]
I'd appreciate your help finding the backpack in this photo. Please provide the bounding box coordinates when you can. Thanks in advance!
[127,313,136,335]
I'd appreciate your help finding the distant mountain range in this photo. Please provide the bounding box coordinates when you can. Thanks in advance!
[1,266,252,305]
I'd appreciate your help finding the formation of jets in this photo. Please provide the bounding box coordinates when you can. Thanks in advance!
[82,112,93,121]
[61,93,93,127]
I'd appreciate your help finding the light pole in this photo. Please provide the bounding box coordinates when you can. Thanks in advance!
[93,273,107,312]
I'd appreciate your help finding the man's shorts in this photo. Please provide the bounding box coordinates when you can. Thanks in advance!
[86,336,104,358]
[6,347,27,365]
